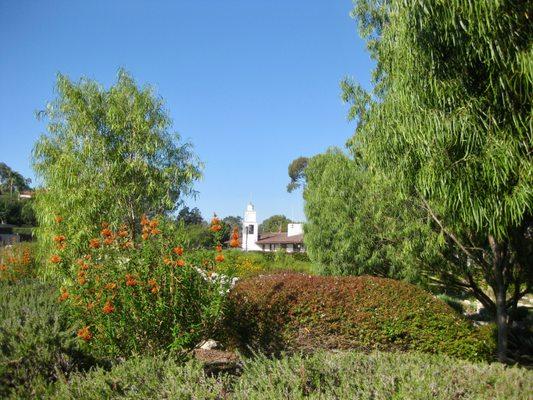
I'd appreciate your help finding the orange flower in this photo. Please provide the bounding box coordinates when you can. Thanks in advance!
[77,276,87,285]
[77,326,93,342]
[230,239,240,248]
[216,245,223,252]
[210,224,222,232]
[122,240,133,249]
[140,214,149,226]
[125,274,137,287]
[54,215,63,224]
[89,238,100,249]
[211,215,220,226]
[57,242,67,250]
[151,285,159,294]
[102,300,115,314]
[118,229,128,238]
[105,282,117,290]
[79,262,90,271]
[53,235,66,243]
[176,259,186,267]
[150,228,161,235]
[149,219,159,228]
[50,254,62,264]
[148,278,157,287]
[58,291,69,302]
[0,264,7,271]
[101,222,109,229]
[101,228,113,237]
[87,301,95,310]
[163,257,172,265]
[103,237,114,245]
[215,254,225,263]
[172,246,183,256]
[142,232,149,240]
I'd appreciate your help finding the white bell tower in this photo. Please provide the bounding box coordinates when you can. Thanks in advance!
[242,203,261,251]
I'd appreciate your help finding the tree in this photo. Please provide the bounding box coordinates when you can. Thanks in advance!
[303,148,440,281]
[348,0,532,361]
[260,214,292,234]
[0,163,31,195]
[286,157,308,192]
[33,70,202,267]
[223,215,242,230]
[176,206,204,225]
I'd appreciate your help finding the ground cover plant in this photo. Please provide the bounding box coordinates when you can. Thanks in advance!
[50,350,532,399]
[0,279,95,399]
[225,273,495,361]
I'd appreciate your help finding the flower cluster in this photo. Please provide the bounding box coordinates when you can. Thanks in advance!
[0,244,34,282]
[230,227,240,248]
[141,214,161,240]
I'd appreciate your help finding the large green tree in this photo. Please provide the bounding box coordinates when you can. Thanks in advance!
[33,70,202,266]
[347,0,532,361]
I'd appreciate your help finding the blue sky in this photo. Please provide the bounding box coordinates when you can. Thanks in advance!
[0,0,373,223]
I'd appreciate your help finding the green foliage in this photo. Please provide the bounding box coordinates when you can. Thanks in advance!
[0,194,35,226]
[49,356,227,399]
[225,273,495,361]
[346,0,532,359]
[303,149,440,281]
[259,214,292,233]
[32,70,202,274]
[50,351,532,399]
[52,216,229,358]
[176,206,204,225]
[0,280,94,399]
[0,162,31,195]
[287,156,309,192]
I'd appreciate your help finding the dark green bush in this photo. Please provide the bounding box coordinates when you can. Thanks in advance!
[0,280,95,398]
[50,351,532,399]
[224,273,495,361]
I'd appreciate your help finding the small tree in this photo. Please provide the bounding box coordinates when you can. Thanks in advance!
[33,70,202,270]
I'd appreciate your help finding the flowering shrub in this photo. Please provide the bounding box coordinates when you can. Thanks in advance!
[0,243,37,283]
[51,214,233,357]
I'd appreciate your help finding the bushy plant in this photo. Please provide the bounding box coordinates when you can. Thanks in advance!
[224,273,495,361]
[0,242,38,283]
[0,280,94,399]
[50,214,231,357]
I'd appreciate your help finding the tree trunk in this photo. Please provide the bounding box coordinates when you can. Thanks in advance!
[489,235,508,362]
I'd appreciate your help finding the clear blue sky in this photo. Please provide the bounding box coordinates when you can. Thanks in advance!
[0,0,373,223]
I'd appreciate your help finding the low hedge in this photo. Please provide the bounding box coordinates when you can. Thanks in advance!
[224,273,495,361]
[50,351,531,399]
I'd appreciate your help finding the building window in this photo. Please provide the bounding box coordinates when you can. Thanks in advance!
[294,244,302,253]
[247,225,254,234]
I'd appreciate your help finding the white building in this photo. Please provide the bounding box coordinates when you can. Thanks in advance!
[241,203,305,253]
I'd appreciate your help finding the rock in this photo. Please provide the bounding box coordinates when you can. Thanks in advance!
[198,339,219,350]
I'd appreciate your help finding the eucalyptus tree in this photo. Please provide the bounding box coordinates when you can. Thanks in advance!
[33,70,202,266]
[347,0,532,361]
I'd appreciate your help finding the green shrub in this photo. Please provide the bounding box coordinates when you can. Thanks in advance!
[0,242,39,282]
[224,273,495,361]
[49,356,227,399]
[52,216,230,358]
[0,280,94,399]
[50,351,532,399]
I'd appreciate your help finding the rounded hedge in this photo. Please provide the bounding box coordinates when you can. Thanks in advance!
[224,273,495,361]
